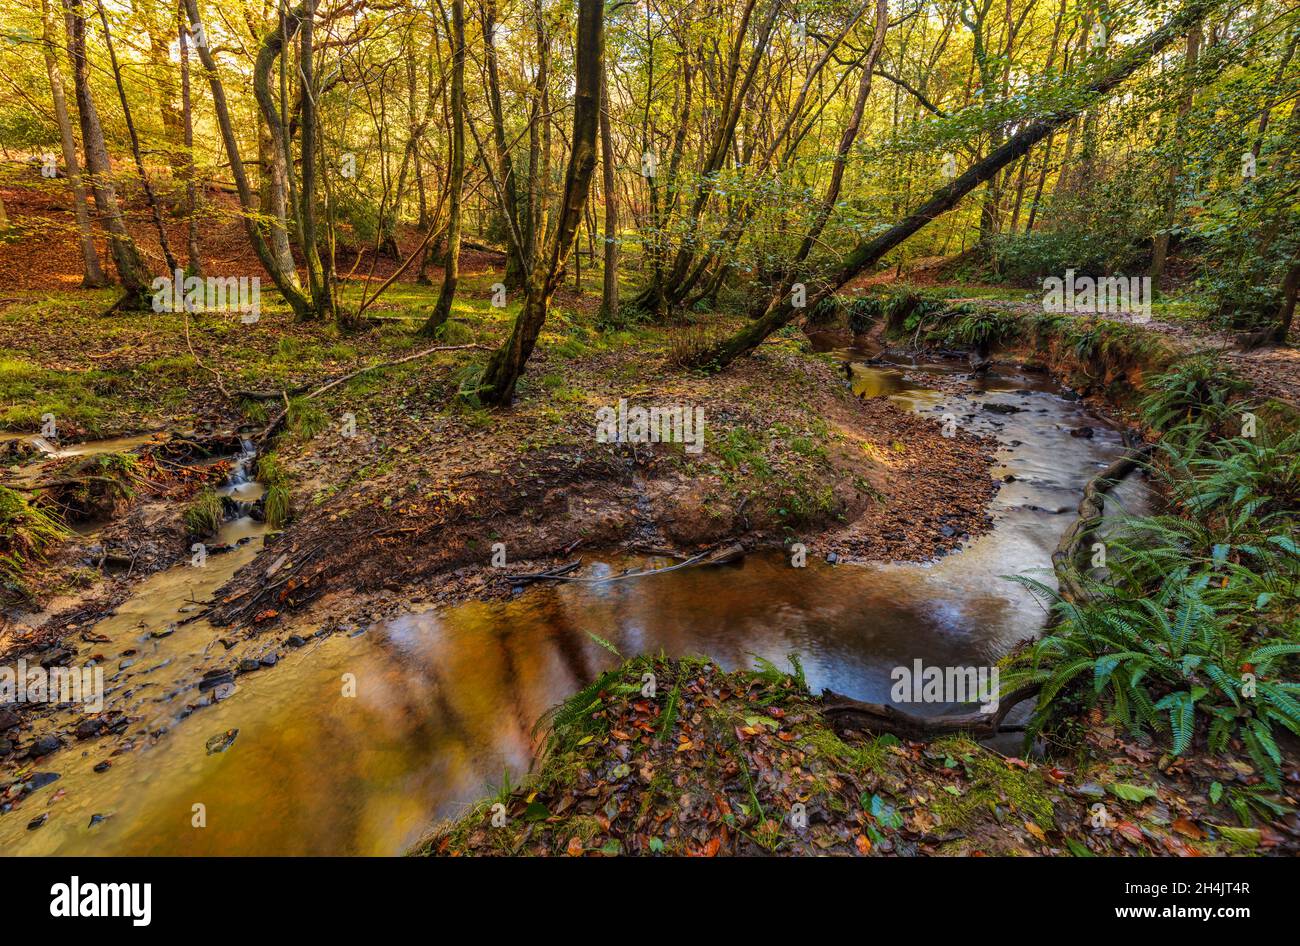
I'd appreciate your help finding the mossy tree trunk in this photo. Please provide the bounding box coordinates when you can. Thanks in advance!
[477,0,603,406]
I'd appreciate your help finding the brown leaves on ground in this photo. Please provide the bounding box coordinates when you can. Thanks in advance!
[420,657,1300,858]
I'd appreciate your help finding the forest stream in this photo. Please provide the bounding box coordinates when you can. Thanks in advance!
[1,353,1148,855]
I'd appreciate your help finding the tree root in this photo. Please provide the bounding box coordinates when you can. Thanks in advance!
[819,684,1043,740]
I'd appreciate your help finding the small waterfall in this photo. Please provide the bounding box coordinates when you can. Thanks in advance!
[216,439,265,518]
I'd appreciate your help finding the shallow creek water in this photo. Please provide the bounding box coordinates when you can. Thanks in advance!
[2,352,1149,855]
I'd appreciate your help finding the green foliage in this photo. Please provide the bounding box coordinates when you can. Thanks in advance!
[990,207,1145,286]
[1139,354,1250,434]
[285,397,330,438]
[844,296,883,335]
[183,487,223,537]
[264,484,292,530]
[0,486,69,601]
[749,652,808,692]
[1005,366,1299,787]
[900,301,1021,350]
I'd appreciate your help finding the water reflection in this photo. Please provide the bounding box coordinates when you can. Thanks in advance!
[1,360,1148,856]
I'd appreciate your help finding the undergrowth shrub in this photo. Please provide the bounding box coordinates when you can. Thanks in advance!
[0,486,69,602]
[1004,359,1299,794]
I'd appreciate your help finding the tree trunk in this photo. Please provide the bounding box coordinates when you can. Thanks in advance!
[96,0,179,275]
[252,3,305,289]
[482,0,528,287]
[1273,262,1300,345]
[41,0,105,287]
[651,0,781,313]
[599,57,619,322]
[421,0,465,337]
[182,0,314,319]
[178,3,202,275]
[298,0,336,324]
[65,0,151,302]
[697,0,1216,370]
[478,0,603,406]
[759,0,888,318]
[1150,23,1201,285]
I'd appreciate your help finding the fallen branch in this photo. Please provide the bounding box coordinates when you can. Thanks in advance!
[256,343,488,444]
[506,543,745,585]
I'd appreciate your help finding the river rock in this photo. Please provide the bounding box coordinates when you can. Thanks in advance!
[28,771,60,790]
[205,728,239,755]
[74,717,104,740]
[40,647,73,668]
[1070,426,1095,439]
[237,658,260,674]
[982,402,1024,414]
[198,669,235,691]
[0,707,19,730]
[31,734,62,756]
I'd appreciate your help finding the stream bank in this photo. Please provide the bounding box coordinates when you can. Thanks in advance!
[2,291,1294,856]
[2,337,1174,855]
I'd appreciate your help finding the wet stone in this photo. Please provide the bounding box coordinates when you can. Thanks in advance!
[28,771,60,790]
[40,648,73,668]
[205,729,239,755]
[198,670,235,691]
[31,734,62,756]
